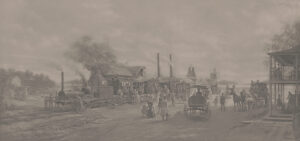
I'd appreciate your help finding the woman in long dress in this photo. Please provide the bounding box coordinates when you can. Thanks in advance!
[160,96,168,120]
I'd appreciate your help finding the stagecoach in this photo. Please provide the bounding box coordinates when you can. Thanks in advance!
[184,84,211,119]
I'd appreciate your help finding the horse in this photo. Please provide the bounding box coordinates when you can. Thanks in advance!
[246,96,256,111]
[240,92,247,112]
[232,93,241,112]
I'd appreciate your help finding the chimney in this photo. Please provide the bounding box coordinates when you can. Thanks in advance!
[169,54,173,78]
[61,71,64,91]
[157,53,160,78]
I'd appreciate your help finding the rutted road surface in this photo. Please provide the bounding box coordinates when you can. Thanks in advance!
[0,102,295,141]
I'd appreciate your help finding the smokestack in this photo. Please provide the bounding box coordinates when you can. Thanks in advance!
[61,71,64,91]
[169,54,173,78]
[157,53,160,78]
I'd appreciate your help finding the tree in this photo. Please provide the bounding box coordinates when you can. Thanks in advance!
[266,20,300,52]
[65,36,117,75]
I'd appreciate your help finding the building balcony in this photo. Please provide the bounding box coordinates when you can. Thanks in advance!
[270,69,300,84]
[270,74,300,84]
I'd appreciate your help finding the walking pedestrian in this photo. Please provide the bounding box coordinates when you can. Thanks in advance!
[220,93,226,112]
[214,96,218,107]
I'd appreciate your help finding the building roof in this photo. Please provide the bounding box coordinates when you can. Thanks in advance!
[104,65,145,77]
[127,66,145,77]
[268,45,300,66]
[268,45,300,56]
[105,65,132,77]
[134,76,151,82]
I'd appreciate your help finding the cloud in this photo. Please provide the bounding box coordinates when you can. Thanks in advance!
[1,0,300,83]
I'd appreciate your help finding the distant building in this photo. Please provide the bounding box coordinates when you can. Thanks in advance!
[186,66,197,82]
[209,68,219,94]
[89,65,146,96]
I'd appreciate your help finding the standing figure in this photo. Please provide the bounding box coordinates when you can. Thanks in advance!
[287,91,295,113]
[49,93,54,111]
[171,92,175,106]
[44,96,49,110]
[156,89,161,103]
[214,96,218,107]
[141,104,148,117]
[220,93,226,112]
[118,89,123,97]
[158,97,163,114]
[240,90,247,111]
[135,89,140,104]
[147,101,155,118]
[277,94,283,110]
[163,85,170,100]
[160,96,168,120]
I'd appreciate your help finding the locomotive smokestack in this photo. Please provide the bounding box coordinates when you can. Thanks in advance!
[61,71,64,91]
[157,53,160,78]
[169,54,173,78]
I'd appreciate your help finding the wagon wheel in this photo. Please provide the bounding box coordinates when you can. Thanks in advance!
[207,109,212,119]
[183,104,189,118]
[186,110,190,119]
[205,106,212,120]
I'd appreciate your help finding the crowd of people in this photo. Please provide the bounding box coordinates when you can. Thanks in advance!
[140,85,176,120]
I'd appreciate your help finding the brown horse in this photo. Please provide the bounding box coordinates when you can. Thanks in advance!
[232,92,241,112]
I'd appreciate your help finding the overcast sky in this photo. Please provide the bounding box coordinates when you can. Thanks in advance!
[1,0,300,83]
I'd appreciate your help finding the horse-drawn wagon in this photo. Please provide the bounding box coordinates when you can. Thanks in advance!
[184,84,211,119]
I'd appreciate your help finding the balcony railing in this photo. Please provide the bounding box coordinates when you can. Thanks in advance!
[271,68,300,81]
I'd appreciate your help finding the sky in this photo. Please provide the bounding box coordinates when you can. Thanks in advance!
[1,0,300,83]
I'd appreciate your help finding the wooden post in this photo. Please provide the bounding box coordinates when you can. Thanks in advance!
[296,55,299,113]
[169,54,173,78]
[283,65,285,105]
[274,83,277,107]
[281,84,283,103]
[274,62,277,105]
[295,55,299,81]
[61,71,64,92]
[269,56,273,115]
[278,83,280,103]
[279,84,281,101]
[280,84,281,102]
[283,84,285,104]
[157,53,161,78]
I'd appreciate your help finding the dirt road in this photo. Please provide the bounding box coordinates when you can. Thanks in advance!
[0,100,295,141]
